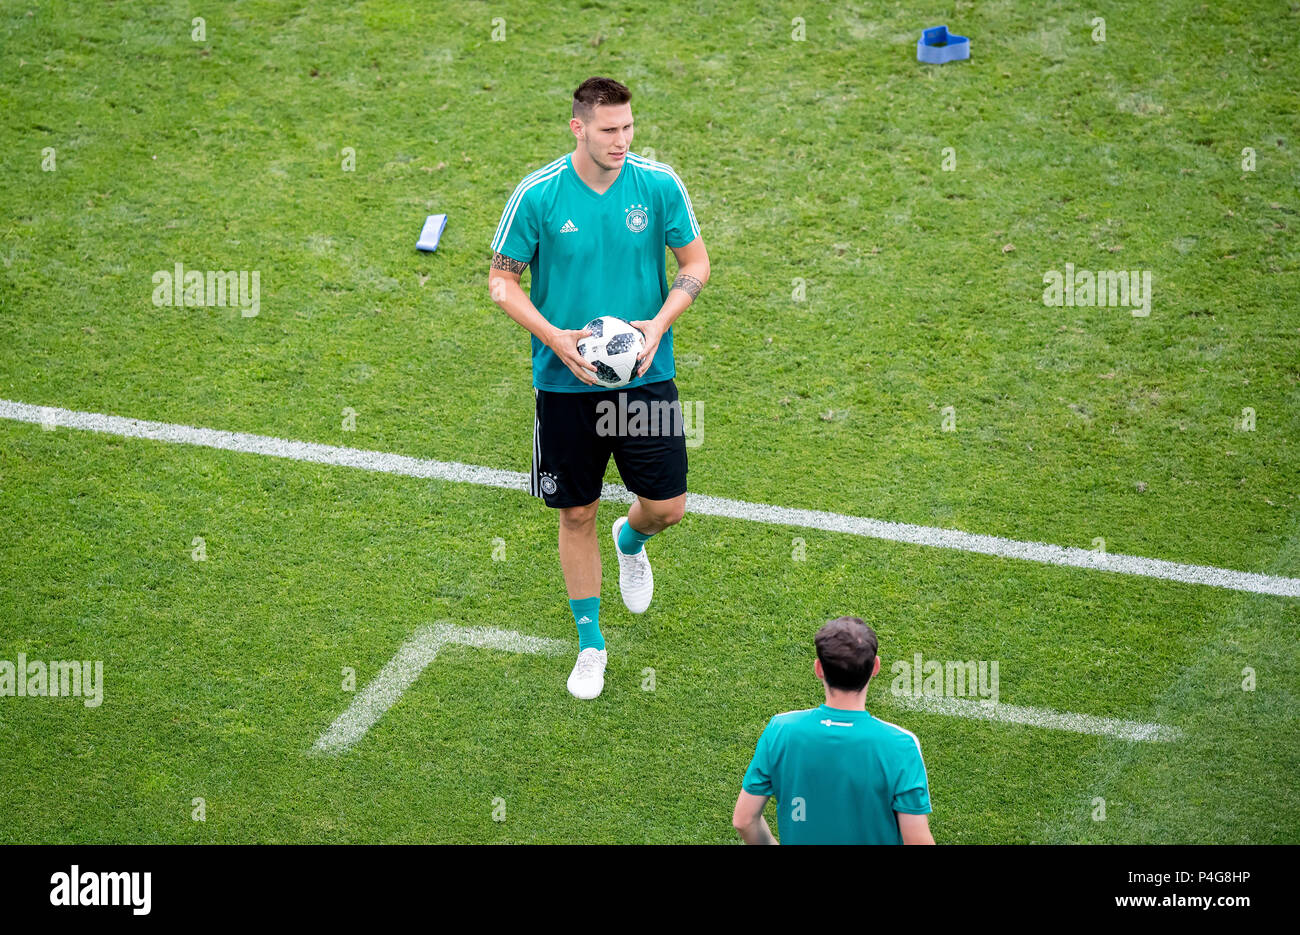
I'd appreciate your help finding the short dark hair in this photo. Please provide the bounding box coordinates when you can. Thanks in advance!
[815,617,878,692]
[573,76,631,124]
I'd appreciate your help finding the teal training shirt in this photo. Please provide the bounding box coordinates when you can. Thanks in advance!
[490,151,701,392]
[742,704,932,845]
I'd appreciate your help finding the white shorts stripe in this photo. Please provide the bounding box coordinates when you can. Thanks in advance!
[531,387,541,498]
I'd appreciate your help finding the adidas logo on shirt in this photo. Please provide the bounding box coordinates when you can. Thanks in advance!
[560,219,579,233]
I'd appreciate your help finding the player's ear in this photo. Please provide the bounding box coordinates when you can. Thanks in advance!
[814,658,823,681]
[872,656,881,677]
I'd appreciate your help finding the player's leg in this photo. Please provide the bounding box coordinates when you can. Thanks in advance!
[609,379,689,613]
[558,499,602,649]
[532,387,613,699]
[625,493,686,540]
[558,500,610,700]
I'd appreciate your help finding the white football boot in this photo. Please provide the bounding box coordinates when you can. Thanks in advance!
[612,516,654,614]
[566,648,608,700]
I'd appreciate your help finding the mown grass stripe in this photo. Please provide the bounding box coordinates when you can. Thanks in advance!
[4,398,1296,599]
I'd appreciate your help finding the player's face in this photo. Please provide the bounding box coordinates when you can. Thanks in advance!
[583,103,634,171]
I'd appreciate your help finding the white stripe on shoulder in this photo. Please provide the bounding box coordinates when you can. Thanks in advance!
[504,154,567,202]
[875,716,924,755]
[491,156,569,252]
[772,707,813,720]
[491,157,567,251]
[625,153,700,241]
[498,155,567,224]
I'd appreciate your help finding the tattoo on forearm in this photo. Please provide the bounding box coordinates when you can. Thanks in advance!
[671,272,704,300]
[491,252,528,274]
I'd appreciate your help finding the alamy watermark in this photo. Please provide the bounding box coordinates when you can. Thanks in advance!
[1,654,103,707]
[1042,263,1152,317]
[594,392,704,448]
[152,262,260,317]
[890,652,999,705]
[50,866,150,915]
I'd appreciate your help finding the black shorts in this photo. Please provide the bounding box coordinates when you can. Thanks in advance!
[531,379,689,508]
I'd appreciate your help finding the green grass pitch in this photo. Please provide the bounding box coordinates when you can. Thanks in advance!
[1,0,1297,843]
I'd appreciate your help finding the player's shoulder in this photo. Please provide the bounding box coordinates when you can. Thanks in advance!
[505,154,570,204]
[871,715,925,756]
[625,152,690,191]
[767,706,821,730]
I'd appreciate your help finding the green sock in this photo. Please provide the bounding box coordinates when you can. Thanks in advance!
[617,518,653,555]
[570,596,604,651]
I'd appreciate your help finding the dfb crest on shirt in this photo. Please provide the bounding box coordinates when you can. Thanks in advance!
[624,203,648,233]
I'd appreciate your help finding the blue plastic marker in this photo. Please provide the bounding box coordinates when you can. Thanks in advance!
[917,25,969,64]
[416,214,448,252]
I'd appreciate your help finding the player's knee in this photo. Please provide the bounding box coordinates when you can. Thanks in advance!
[653,500,685,527]
[559,502,599,531]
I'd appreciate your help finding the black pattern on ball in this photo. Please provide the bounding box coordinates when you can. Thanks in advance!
[605,332,636,355]
[595,360,621,384]
[584,317,604,338]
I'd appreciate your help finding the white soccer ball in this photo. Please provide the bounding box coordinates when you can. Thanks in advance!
[576,316,646,388]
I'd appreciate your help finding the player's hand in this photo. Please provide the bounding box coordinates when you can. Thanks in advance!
[629,319,663,378]
[547,328,600,386]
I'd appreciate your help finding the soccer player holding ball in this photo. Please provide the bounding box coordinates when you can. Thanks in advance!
[488,77,710,700]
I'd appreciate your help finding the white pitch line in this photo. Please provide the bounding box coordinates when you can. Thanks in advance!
[2,398,1297,598]
[891,695,1183,743]
[3,402,1188,745]
[313,623,568,754]
[318,627,1178,748]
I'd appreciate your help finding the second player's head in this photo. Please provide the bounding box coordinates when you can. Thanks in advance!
[814,616,881,693]
[571,76,633,172]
